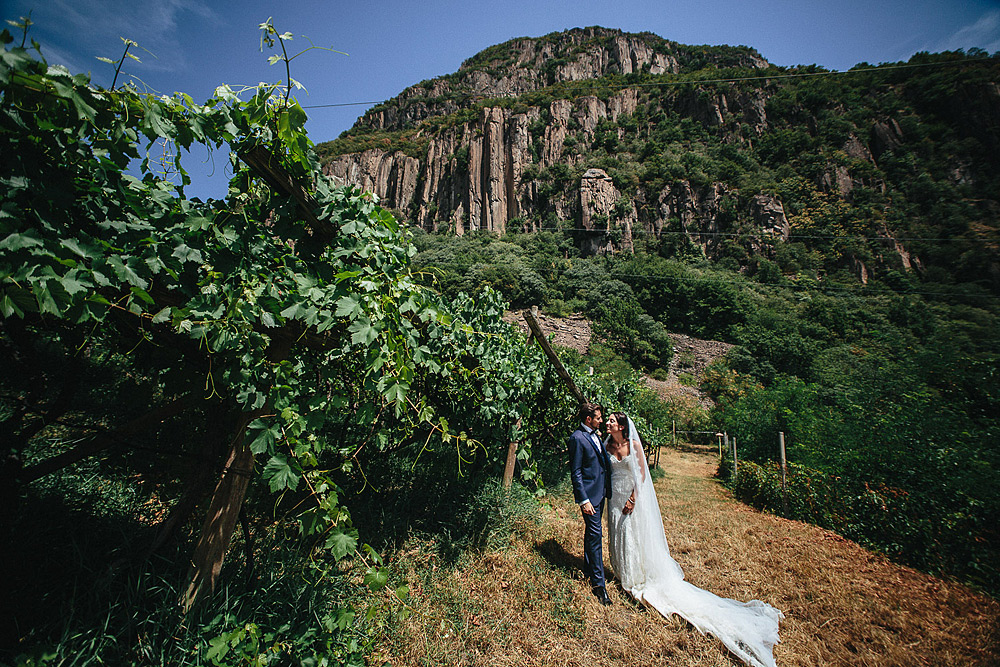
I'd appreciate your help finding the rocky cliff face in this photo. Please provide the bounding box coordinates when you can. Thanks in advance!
[354,27,767,133]
[321,28,782,248]
[322,82,779,246]
[326,105,540,234]
[318,28,999,278]
[326,86,646,234]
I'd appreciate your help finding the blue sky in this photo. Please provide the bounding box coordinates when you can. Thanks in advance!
[6,0,1000,199]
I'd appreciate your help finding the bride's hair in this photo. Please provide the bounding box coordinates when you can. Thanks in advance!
[612,412,630,438]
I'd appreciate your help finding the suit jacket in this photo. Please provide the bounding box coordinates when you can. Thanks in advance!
[569,426,612,506]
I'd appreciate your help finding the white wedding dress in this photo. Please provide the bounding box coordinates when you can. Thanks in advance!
[606,417,783,667]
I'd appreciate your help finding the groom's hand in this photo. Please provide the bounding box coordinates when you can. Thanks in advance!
[581,500,596,515]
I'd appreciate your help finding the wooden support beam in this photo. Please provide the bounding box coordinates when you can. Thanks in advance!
[732,435,738,482]
[237,144,335,242]
[779,431,788,517]
[523,308,586,406]
[181,410,259,612]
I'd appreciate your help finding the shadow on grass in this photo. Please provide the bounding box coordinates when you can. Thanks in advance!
[5,478,362,665]
[533,537,649,613]
[534,537,585,580]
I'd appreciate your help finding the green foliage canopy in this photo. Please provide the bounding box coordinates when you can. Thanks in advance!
[0,27,567,608]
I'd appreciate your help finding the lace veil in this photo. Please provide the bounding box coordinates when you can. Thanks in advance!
[622,414,684,583]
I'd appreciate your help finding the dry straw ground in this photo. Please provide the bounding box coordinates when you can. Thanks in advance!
[376,444,999,667]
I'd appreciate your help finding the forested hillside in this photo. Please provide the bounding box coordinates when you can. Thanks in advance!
[318,27,1000,596]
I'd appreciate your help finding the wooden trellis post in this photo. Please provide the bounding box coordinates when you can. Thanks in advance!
[505,307,588,488]
[503,439,519,489]
[779,431,788,516]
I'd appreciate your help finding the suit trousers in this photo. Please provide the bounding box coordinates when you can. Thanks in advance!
[582,498,605,589]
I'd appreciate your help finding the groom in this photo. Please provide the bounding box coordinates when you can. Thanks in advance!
[568,402,613,605]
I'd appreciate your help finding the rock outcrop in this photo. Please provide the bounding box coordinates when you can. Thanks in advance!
[749,194,790,241]
[354,27,766,133]
[579,168,635,254]
[324,149,421,214]
[870,119,905,162]
[326,105,542,234]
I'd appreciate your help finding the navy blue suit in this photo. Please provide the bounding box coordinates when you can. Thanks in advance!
[569,426,612,589]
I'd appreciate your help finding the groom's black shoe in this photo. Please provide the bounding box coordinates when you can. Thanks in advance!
[593,586,612,606]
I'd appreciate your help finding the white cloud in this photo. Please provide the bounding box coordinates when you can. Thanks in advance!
[935,9,1000,54]
[36,0,221,75]
[49,0,217,38]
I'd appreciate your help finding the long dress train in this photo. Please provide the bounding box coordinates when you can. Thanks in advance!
[606,417,783,667]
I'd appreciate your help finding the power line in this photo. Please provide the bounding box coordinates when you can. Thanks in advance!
[575,57,996,90]
[411,260,1000,300]
[502,226,999,243]
[303,100,387,109]
[301,57,996,111]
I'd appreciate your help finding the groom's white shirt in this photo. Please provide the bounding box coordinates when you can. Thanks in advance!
[579,423,603,506]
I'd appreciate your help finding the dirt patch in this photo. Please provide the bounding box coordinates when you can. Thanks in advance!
[503,311,731,409]
[667,333,734,380]
[645,333,734,409]
[503,310,592,355]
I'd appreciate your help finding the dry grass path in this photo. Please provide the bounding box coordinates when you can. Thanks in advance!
[381,445,998,666]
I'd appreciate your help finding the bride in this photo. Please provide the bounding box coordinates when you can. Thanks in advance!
[604,412,784,667]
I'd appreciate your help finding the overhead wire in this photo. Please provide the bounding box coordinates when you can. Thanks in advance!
[410,259,1000,300]
[499,226,1000,243]
[300,56,997,111]
[300,56,999,247]
[299,57,999,240]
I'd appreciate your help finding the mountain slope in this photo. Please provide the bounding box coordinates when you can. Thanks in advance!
[316,27,1000,291]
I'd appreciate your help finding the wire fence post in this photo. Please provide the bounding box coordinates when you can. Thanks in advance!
[779,431,788,516]
[732,435,738,483]
[503,418,523,490]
